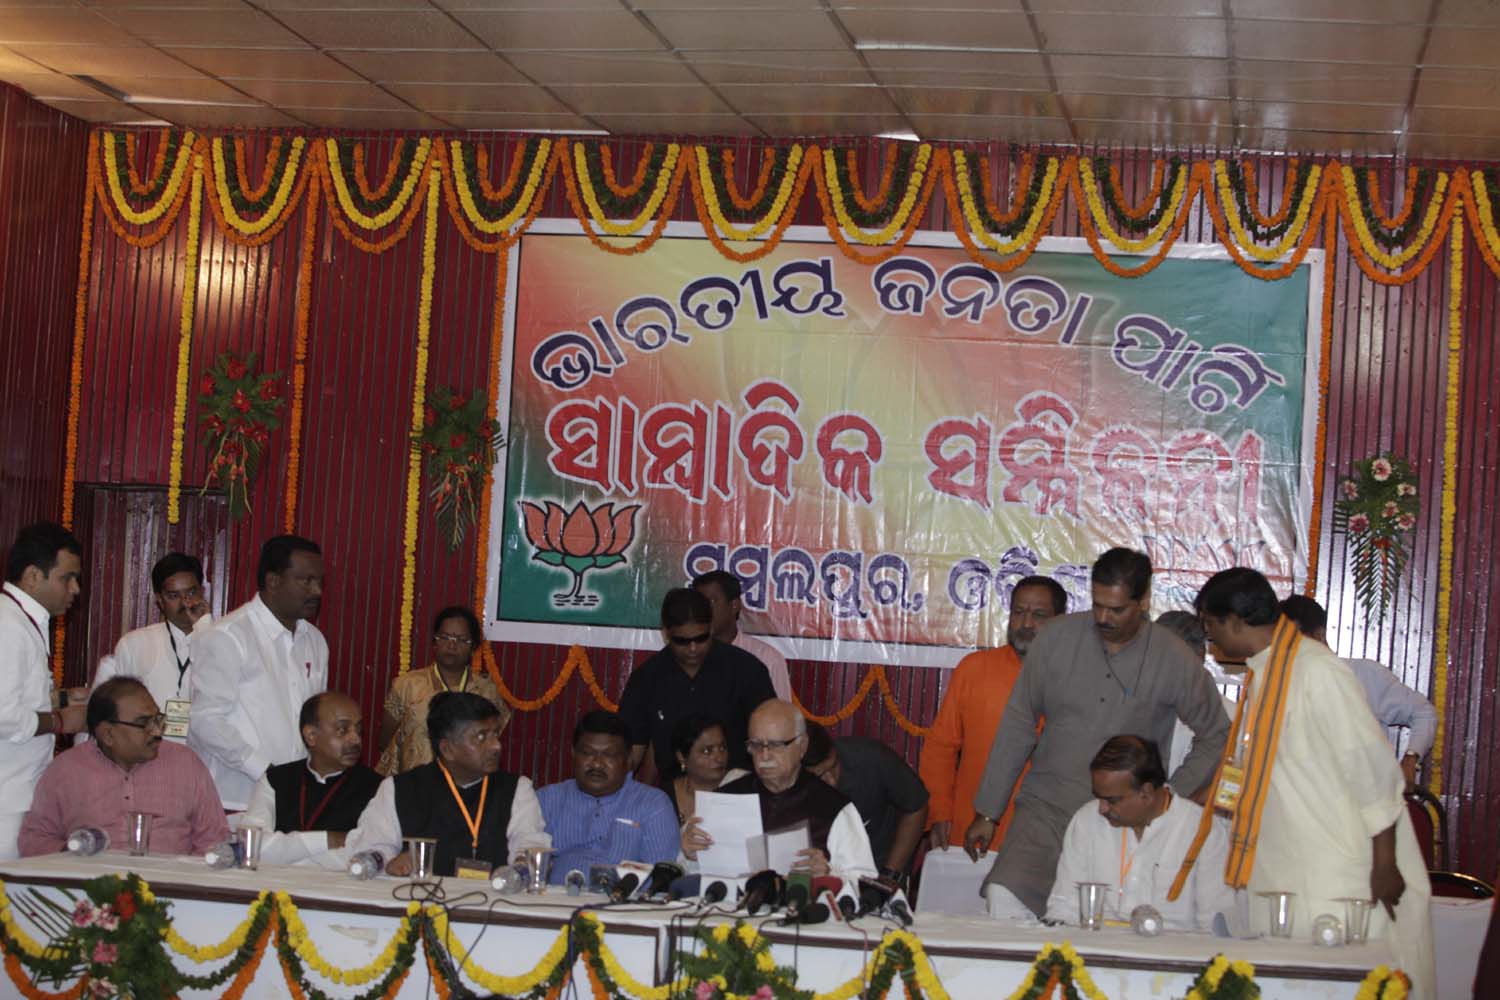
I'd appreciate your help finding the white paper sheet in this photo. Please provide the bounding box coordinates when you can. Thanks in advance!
[695,791,764,877]
[764,822,810,873]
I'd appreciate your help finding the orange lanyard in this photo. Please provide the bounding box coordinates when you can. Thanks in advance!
[438,762,488,853]
[433,665,468,693]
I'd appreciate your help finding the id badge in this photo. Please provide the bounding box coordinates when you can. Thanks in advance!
[1213,763,1245,814]
[453,857,493,880]
[164,699,191,739]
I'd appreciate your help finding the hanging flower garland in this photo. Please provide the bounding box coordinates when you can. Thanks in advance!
[121,132,173,198]
[396,168,442,676]
[93,132,198,248]
[325,138,431,230]
[1076,156,1190,254]
[100,130,195,227]
[1184,954,1259,1000]
[1354,965,1410,1000]
[1002,943,1107,1000]
[1463,169,1500,273]
[559,137,689,256]
[598,142,656,199]
[1199,164,1332,282]
[1222,158,1303,242]
[572,140,682,237]
[1072,160,1203,278]
[973,149,1038,228]
[482,643,619,712]
[1339,165,1451,274]
[1089,156,1184,231]
[275,895,416,1000]
[1429,212,1463,795]
[693,144,804,241]
[165,151,205,525]
[427,908,570,996]
[1352,166,1437,250]
[689,146,813,264]
[1212,159,1323,263]
[820,143,932,246]
[283,178,320,532]
[445,136,553,236]
[1303,195,1340,593]
[471,251,509,612]
[207,134,307,241]
[724,146,783,211]
[945,150,1066,270]
[197,350,285,520]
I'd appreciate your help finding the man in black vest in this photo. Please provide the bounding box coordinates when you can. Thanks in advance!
[347,691,548,878]
[682,699,877,880]
[240,691,381,868]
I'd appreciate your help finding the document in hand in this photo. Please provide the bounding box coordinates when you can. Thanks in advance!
[695,790,764,876]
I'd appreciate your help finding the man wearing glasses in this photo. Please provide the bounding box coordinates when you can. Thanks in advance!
[682,700,877,880]
[618,588,775,785]
[92,553,211,742]
[19,678,228,856]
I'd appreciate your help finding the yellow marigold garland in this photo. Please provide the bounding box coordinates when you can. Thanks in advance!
[1341,165,1448,270]
[694,144,804,241]
[821,144,931,246]
[165,891,269,962]
[1213,159,1322,262]
[1466,170,1500,269]
[449,137,552,235]
[100,130,196,226]
[429,907,570,995]
[1002,942,1108,1000]
[325,137,431,231]
[0,884,49,960]
[951,149,1058,255]
[165,152,205,525]
[1185,954,1257,999]
[1355,965,1411,1000]
[572,141,681,236]
[396,168,442,675]
[1429,212,1462,794]
[277,892,418,987]
[1077,157,1189,254]
[209,135,305,236]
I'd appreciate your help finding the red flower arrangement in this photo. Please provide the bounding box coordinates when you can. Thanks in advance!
[417,386,503,550]
[198,351,284,519]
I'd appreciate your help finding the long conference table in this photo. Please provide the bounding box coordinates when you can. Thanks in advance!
[0,852,1453,1000]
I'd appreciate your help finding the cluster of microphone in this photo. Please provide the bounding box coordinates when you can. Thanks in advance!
[600,863,913,928]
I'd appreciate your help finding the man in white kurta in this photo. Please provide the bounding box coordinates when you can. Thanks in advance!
[189,537,328,810]
[1200,569,1434,998]
[92,552,211,741]
[1045,735,1234,931]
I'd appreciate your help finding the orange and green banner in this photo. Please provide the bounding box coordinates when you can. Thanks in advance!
[484,225,1319,665]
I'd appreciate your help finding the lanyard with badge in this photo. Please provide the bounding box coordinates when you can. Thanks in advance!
[439,762,493,879]
[162,625,193,739]
[299,770,351,830]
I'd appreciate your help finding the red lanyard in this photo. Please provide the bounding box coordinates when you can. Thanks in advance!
[1,591,45,646]
[299,769,351,830]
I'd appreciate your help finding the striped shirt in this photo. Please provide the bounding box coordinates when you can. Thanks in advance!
[537,775,678,882]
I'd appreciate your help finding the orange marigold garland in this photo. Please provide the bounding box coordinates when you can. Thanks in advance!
[474,141,528,203]
[1071,159,1199,278]
[722,146,778,212]
[599,142,655,200]
[1104,158,1171,223]
[1303,194,1339,593]
[122,131,172,198]
[688,145,812,264]
[847,143,900,215]
[977,149,1036,227]
[319,153,431,254]
[235,135,283,203]
[1365,165,1421,231]
[813,144,941,265]
[472,249,509,613]
[351,141,403,204]
[1337,168,1457,286]
[283,179,320,532]
[1201,162,1330,282]
[942,151,1068,274]
[559,137,689,256]
[93,135,196,249]
[1238,157,1301,230]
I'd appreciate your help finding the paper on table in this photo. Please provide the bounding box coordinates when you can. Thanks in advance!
[695,791,763,876]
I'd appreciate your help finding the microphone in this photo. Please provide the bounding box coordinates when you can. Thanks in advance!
[809,877,845,921]
[640,861,685,899]
[609,871,641,903]
[782,881,810,921]
[795,901,831,924]
[701,880,729,906]
[857,877,892,917]
[886,889,914,928]
[740,871,785,915]
[666,874,701,901]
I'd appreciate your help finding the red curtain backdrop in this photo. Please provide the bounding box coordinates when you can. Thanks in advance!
[1,85,1495,881]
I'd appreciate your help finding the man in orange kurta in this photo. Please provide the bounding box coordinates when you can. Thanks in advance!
[919,575,1069,850]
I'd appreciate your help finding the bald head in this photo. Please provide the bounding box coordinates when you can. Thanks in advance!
[747,699,806,792]
[300,691,364,776]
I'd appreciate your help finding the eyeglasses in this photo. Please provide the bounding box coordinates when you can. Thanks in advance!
[160,585,203,602]
[110,713,167,731]
[668,632,712,647]
[746,736,802,754]
[434,633,475,647]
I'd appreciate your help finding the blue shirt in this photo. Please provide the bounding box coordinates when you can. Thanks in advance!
[537,774,679,882]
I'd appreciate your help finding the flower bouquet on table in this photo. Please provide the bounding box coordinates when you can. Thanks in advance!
[1330,453,1420,621]
[198,351,284,519]
[675,921,811,1000]
[417,386,503,551]
[12,873,181,999]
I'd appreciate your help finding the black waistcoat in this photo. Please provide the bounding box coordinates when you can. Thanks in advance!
[266,761,383,834]
[392,762,519,876]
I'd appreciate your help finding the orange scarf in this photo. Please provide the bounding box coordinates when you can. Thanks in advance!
[1168,616,1300,898]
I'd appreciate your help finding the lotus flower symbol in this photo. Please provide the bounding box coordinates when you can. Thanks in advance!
[519,499,641,607]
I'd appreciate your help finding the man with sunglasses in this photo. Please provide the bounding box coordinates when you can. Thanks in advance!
[18,678,228,856]
[618,588,775,785]
[91,552,211,742]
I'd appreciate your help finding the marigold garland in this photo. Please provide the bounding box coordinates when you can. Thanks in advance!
[722,146,779,212]
[1075,156,1194,258]
[599,142,656,199]
[1229,158,1301,238]
[847,143,900,215]
[1003,942,1107,1000]
[1354,965,1410,1000]
[1098,157,1173,225]
[1340,165,1449,271]
[100,129,195,226]
[1429,212,1462,795]
[821,143,931,246]
[165,892,269,963]
[93,133,197,248]
[572,140,681,236]
[283,178,319,532]
[1303,193,1340,593]
[429,907,569,995]
[694,144,804,241]
[691,147,814,264]
[1213,159,1322,262]
[1364,166,1422,231]
[209,135,306,237]
[276,892,418,988]
[234,135,281,203]
[976,150,1037,228]
[948,149,1063,263]
[1200,164,1332,282]
[474,140,529,203]
[446,136,553,236]
[324,137,431,231]
[122,131,172,198]
[164,152,205,525]
[560,137,689,256]
[352,141,403,204]
[471,249,509,615]
[396,167,442,676]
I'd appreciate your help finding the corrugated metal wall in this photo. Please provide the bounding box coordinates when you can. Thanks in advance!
[0,86,87,546]
[1,101,1495,879]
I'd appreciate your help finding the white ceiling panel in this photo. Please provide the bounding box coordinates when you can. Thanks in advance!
[0,1,1489,159]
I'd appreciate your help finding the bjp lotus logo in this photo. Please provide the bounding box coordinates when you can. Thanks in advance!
[519,499,641,607]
